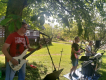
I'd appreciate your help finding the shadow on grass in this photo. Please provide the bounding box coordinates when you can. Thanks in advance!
[97,61,106,80]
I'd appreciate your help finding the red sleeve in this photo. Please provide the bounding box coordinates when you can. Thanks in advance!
[5,34,13,44]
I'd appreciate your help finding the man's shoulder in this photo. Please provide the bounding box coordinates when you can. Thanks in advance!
[7,32,18,39]
[72,43,78,47]
[86,45,90,47]
[87,45,91,48]
[7,32,14,36]
[73,43,78,46]
[9,32,17,35]
[72,43,76,45]
[24,35,28,38]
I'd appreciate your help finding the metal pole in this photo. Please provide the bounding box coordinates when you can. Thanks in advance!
[43,36,56,71]
[58,48,63,70]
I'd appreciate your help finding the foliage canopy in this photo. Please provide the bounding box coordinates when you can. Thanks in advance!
[0,0,106,40]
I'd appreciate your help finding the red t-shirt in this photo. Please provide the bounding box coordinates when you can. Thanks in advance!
[5,32,29,61]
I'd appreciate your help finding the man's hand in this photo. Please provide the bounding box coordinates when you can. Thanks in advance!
[81,50,83,53]
[10,58,19,66]
[77,51,81,55]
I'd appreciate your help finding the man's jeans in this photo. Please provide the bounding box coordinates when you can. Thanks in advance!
[5,62,26,80]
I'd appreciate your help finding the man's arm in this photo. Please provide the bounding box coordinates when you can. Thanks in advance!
[2,43,13,61]
[27,44,35,51]
[27,44,42,52]
[86,47,91,53]
[2,43,18,65]
[72,47,80,55]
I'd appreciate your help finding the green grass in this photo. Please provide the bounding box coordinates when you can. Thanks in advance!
[0,42,106,80]
[26,42,72,80]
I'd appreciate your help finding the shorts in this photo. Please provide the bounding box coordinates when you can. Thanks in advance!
[71,58,78,66]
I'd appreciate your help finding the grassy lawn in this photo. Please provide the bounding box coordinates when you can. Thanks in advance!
[0,42,106,80]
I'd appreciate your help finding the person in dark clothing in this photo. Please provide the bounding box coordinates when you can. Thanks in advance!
[69,36,83,79]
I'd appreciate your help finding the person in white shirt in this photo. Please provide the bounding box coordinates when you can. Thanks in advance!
[85,41,95,57]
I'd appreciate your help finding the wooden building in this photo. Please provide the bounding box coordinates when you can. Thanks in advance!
[26,29,40,46]
[26,29,52,46]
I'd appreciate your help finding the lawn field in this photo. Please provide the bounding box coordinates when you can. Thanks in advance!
[0,42,106,80]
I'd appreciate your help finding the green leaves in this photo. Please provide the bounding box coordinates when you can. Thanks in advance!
[84,28,88,39]
[36,0,42,3]
[77,22,83,36]
[58,14,63,18]
[62,17,69,27]
[39,8,46,11]
[103,18,106,21]
[39,12,51,17]
[0,18,12,25]
[8,21,14,32]
[8,14,20,20]
[16,19,22,29]
[39,15,45,26]
[0,14,22,32]
[31,15,38,21]
[0,0,105,38]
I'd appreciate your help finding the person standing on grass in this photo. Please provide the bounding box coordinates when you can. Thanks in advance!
[69,36,83,79]
[2,22,41,80]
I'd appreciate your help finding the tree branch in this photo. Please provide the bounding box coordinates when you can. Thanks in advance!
[55,0,72,14]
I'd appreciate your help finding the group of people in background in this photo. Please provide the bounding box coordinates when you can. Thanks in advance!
[69,36,95,79]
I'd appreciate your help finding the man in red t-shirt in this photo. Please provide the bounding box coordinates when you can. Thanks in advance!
[2,22,39,80]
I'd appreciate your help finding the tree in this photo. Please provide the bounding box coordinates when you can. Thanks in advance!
[0,0,105,36]
[0,0,106,49]
[43,23,53,38]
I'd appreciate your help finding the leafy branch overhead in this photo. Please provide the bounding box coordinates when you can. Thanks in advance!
[0,14,22,32]
[0,0,106,39]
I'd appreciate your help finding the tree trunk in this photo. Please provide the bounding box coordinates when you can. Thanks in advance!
[4,0,27,65]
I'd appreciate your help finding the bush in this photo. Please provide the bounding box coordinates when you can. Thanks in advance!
[26,61,48,80]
